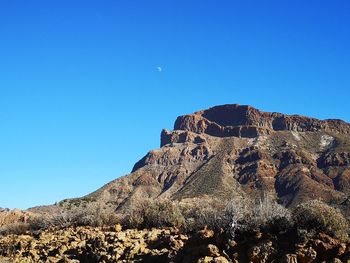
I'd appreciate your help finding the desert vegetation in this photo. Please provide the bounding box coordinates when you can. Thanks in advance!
[1,196,349,242]
[0,202,119,236]
[1,196,350,262]
[120,194,349,241]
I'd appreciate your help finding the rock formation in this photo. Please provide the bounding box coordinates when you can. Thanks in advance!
[66,104,350,210]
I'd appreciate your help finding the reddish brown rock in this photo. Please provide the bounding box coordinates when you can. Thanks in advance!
[174,104,350,137]
[55,104,350,212]
[296,247,317,263]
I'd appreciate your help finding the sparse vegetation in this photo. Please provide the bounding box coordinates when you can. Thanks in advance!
[179,197,231,232]
[1,197,350,263]
[121,195,349,243]
[29,202,119,230]
[122,197,185,229]
[0,202,119,236]
[2,195,349,252]
[120,194,292,239]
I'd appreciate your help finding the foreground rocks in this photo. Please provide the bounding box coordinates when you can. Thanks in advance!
[1,226,350,262]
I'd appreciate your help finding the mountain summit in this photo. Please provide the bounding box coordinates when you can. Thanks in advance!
[70,104,350,209]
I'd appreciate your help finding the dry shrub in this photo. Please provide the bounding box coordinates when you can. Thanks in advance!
[123,197,185,228]
[249,195,292,233]
[220,195,291,237]
[28,210,75,230]
[72,202,118,227]
[179,195,291,237]
[179,197,227,231]
[223,196,254,236]
[179,196,252,234]
[122,194,291,237]
[293,200,348,240]
[29,202,118,230]
[0,222,30,236]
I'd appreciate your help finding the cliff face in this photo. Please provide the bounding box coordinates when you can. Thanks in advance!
[68,104,350,211]
[171,104,350,141]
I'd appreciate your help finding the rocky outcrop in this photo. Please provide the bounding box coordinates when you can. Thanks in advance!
[160,129,207,147]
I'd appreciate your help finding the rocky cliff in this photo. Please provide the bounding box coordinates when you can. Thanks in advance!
[172,104,350,139]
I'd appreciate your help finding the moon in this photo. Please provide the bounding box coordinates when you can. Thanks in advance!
[157,66,162,72]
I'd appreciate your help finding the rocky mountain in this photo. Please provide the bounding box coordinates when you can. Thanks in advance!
[60,104,350,211]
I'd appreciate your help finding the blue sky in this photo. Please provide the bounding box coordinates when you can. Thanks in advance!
[1,1,350,209]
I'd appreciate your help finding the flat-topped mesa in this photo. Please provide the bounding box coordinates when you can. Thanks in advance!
[172,104,350,139]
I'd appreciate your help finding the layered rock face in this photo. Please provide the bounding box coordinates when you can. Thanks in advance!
[173,104,350,139]
[71,104,350,210]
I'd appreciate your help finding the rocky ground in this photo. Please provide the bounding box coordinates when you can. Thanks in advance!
[0,225,350,262]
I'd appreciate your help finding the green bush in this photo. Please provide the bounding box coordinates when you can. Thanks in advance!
[293,200,349,240]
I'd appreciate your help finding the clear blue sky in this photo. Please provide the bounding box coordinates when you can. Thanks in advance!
[1,1,350,209]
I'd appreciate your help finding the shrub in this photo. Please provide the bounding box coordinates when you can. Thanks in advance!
[249,194,292,233]
[28,202,119,230]
[0,222,30,236]
[217,196,252,236]
[218,195,292,238]
[72,202,118,227]
[123,198,185,229]
[179,197,228,232]
[293,200,349,240]
[177,195,291,237]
